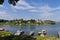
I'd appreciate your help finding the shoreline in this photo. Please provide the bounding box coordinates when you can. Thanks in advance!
[0,31,60,40]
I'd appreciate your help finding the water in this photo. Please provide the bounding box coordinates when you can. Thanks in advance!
[0,22,60,37]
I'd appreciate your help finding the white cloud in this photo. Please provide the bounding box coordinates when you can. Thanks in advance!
[39,5,52,11]
[38,5,53,18]
[0,11,8,19]
[0,11,6,15]
[29,5,53,12]
[11,0,35,10]
[0,11,20,20]
[1,1,60,21]
[0,5,3,7]
[29,10,39,12]
[39,5,60,20]
[40,13,53,18]
[29,5,54,18]
[29,5,60,19]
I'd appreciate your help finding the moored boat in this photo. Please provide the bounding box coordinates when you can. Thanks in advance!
[0,28,5,31]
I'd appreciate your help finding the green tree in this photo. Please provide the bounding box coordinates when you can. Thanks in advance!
[0,0,20,6]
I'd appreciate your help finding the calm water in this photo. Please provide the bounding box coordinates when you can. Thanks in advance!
[0,22,60,36]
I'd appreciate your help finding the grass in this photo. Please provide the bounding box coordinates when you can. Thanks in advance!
[0,31,12,37]
[0,31,59,40]
[34,36,47,40]
[33,35,59,40]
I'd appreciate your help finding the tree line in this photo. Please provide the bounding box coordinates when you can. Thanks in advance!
[0,19,56,25]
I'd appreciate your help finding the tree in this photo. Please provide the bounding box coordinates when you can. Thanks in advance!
[0,0,4,4]
[0,0,20,6]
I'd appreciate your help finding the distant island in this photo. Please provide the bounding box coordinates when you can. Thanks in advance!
[0,19,56,25]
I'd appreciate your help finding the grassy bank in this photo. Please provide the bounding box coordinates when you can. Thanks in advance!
[0,31,60,40]
[0,31,12,37]
[34,35,60,40]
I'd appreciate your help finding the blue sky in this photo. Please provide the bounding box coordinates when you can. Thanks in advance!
[0,0,60,21]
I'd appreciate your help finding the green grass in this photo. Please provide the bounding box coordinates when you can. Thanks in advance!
[33,35,58,40]
[34,36,47,40]
[0,31,12,37]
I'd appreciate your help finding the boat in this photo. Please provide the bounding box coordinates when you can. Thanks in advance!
[14,30,24,35]
[0,28,5,31]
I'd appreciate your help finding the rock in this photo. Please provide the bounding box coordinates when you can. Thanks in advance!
[58,31,60,38]
[40,34,45,37]
[38,32,42,35]
[14,30,24,36]
[29,31,34,36]
[41,29,46,35]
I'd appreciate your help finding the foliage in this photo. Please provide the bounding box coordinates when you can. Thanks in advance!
[0,19,56,25]
[0,34,35,40]
[33,35,58,40]
[0,0,4,5]
[0,32,59,40]
[49,37,56,40]
[34,36,47,40]
[44,20,55,25]
[0,0,20,6]
[0,31,12,36]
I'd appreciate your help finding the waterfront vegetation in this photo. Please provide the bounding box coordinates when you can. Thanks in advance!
[0,19,56,25]
[0,31,59,40]
[0,31,12,36]
[34,35,59,40]
[0,19,57,40]
[0,31,35,40]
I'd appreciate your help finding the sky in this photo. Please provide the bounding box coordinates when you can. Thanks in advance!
[0,0,60,21]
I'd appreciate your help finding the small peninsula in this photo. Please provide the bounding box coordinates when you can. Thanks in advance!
[0,19,56,25]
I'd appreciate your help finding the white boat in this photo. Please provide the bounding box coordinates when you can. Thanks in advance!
[14,30,24,35]
[0,28,5,31]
